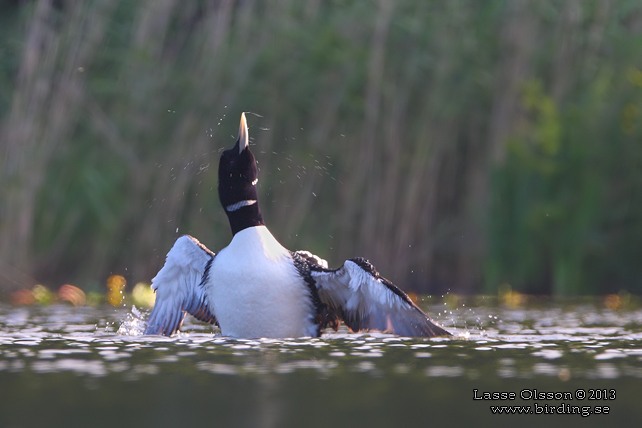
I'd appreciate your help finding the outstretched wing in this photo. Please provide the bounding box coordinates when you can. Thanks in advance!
[301,253,450,337]
[144,235,217,336]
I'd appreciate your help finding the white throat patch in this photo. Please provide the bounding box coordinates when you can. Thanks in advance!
[225,199,257,212]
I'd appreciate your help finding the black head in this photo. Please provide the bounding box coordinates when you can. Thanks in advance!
[218,113,264,235]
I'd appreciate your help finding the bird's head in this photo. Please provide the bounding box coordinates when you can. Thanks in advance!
[218,113,264,234]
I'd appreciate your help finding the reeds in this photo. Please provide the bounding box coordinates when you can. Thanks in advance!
[1,0,641,296]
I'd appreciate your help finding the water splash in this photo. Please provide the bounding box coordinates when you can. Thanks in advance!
[116,305,148,336]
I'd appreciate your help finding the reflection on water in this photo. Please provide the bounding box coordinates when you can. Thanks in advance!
[2,303,642,379]
[0,301,641,427]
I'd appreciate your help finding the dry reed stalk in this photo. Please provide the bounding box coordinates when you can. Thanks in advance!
[0,0,115,289]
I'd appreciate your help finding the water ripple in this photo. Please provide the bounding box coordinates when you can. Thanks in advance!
[0,302,641,380]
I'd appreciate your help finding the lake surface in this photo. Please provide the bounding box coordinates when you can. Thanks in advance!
[0,299,640,427]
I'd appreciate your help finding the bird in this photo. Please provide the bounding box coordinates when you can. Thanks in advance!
[144,113,451,339]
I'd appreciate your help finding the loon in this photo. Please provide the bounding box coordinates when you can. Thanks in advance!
[144,113,451,339]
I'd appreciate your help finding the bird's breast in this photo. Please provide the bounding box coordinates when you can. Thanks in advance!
[206,227,317,338]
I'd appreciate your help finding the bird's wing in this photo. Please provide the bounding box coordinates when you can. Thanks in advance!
[144,235,217,336]
[298,252,450,337]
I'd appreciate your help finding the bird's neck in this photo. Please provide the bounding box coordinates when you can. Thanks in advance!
[226,204,265,235]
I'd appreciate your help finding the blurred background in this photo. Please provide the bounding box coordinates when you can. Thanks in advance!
[1,0,641,299]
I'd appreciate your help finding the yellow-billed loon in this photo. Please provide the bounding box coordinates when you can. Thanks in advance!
[144,113,451,339]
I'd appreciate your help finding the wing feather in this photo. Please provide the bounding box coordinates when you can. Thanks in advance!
[144,235,217,336]
[310,257,450,337]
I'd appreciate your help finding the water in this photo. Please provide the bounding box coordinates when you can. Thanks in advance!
[0,300,641,427]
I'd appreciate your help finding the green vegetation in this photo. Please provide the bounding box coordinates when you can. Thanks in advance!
[1,0,642,296]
